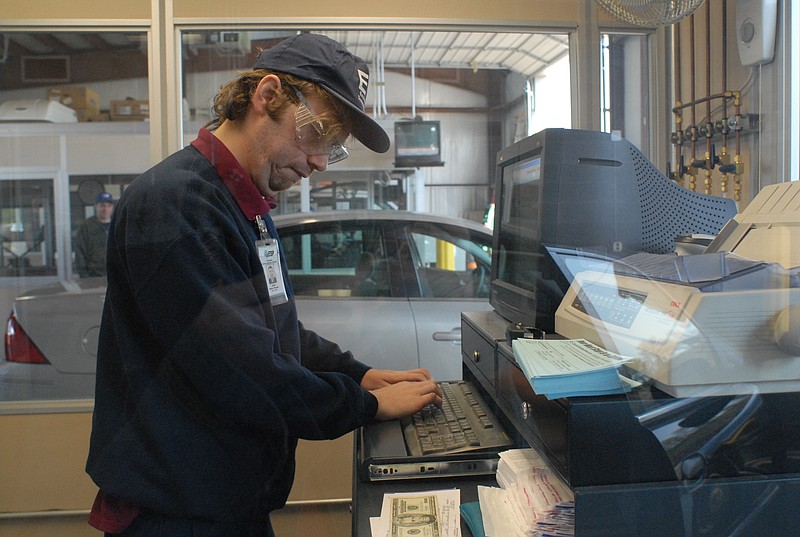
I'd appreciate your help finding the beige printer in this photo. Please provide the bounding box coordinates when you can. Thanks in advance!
[555,183,800,397]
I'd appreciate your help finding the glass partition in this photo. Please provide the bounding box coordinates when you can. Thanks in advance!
[0,26,655,406]
[0,30,150,402]
[179,28,574,220]
[0,176,55,278]
[601,32,651,152]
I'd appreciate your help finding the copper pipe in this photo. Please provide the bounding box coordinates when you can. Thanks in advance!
[674,21,683,183]
[671,92,736,112]
[722,0,729,107]
[735,93,743,201]
[705,0,712,194]
[721,0,730,194]
[689,13,697,191]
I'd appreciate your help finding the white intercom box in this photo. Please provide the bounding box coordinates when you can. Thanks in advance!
[736,0,778,67]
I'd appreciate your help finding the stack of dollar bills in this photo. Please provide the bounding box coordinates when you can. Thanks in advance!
[371,489,460,537]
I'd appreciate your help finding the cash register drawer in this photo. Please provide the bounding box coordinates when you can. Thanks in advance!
[461,319,496,387]
[497,343,680,488]
[496,344,569,479]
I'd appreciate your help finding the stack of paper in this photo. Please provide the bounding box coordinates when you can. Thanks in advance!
[370,489,461,537]
[478,449,574,536]
[512,338,640,399]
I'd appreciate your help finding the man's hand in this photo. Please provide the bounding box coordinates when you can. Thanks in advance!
[360,368,433,390]
[371,380,442,421]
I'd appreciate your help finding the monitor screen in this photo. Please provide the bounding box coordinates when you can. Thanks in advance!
[394,120,444,167]
[495,154,541,295]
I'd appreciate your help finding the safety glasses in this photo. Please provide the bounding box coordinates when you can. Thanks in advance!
[289,85,349,164]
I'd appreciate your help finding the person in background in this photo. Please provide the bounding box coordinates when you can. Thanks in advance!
[74,191,114,278]
[86,33,442,537]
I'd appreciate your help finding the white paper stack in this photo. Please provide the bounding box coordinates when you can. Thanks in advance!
[478,449,575,536]
[512,338,639,399]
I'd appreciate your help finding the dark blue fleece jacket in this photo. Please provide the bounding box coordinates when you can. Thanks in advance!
[86,143,378,523]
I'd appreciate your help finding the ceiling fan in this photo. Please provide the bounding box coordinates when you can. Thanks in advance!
[595,0,706,26]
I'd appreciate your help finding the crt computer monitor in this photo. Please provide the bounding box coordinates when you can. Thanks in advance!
[394,120,444,168]
[489,128,738,333]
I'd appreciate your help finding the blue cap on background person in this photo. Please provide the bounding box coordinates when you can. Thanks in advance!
[252,33,390,154]
[96,192,113,204]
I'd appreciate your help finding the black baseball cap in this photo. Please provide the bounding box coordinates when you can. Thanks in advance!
[253,33,390,154]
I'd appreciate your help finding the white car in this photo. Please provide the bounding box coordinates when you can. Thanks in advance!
[2,210,493,401]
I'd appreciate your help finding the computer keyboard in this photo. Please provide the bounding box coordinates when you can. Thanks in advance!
[401,380,513,457]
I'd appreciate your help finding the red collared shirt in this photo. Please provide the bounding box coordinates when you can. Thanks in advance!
[88,490,140,533]
[190,127,276,217]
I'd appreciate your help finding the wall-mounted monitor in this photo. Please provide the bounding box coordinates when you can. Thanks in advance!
[394,120,444,168]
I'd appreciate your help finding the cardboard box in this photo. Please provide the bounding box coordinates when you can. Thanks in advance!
[110,99,149,121]
[74,109,101,122]
[47,86,101,120]
[85,112,110,122]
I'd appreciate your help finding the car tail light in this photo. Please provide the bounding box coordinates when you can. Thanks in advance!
[5,311,49,364]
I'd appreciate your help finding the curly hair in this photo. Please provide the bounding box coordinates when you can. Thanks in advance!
[204,70,349,144]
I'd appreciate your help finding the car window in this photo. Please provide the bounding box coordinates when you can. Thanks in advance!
[280,221,392,297]
[408,230,491,299]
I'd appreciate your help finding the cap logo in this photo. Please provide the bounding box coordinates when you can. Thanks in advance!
[356,69,369,109]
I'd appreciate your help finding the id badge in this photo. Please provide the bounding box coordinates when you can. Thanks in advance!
[257,238,288,305]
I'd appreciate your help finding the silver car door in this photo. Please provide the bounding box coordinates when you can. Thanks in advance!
[295,298,418,372]
[403,227,493,381]
[282,219,419,372]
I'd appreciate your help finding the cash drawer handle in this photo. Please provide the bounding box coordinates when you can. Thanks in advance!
[473,350,480,363]
[521,401,532,420]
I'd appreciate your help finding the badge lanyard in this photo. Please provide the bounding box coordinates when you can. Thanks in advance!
[255,215,288,305]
